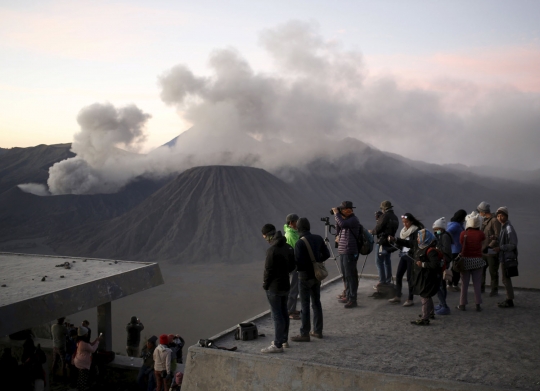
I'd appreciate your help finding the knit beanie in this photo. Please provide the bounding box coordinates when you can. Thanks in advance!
[159,334,169,345]
[77,326,88,337]
[286,214,299,224]
[297,217,311,233]
[465,211,482,229]
[477,201,491,213]
[432,217,447,230]
[496,206,509,216]
[168,334,175,344]
[261,224,276,236]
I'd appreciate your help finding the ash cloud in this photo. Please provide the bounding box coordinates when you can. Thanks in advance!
[24,20,540,195]
[18,183,50,196]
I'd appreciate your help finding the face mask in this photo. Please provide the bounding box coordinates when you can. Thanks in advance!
[436,230,442,235]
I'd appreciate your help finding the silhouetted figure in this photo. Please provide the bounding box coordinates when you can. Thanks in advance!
[0,348,19,390]
[126,316,145,357]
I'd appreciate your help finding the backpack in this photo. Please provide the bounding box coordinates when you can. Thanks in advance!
[234,322,258,341]
[426,247,444,268]
[351,225,374,255]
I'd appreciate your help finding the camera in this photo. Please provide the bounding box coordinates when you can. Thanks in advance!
[320,217,329,223]
[329,207,341,215]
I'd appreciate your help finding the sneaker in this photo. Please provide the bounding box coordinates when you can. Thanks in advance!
[489,290,499,297]
[410,319,430,326]
[344,301,358,308]
[291,334,310,342]
[373,285,379,290]
[403,300,414,307]
[338,298,349,304]
[498,299,514,308]
[388,297,401,304]
[435,306,451,315]
[455,304,466,311]
[282,342,290,348]
[434,304,442,310]
[261,343,283,353]
[309,331,323,339]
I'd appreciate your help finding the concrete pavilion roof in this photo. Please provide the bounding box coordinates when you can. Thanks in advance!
[0,252,164,336]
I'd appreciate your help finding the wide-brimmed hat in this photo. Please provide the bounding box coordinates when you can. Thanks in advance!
[380,200,393,211]
[339,201,355,209]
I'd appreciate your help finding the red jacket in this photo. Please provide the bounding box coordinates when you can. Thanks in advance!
[460,229,485,258]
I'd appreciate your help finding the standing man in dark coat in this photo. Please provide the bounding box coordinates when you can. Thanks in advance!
[126,316,145,357]
[261,224,296,353]
[477,201,502,296]
[371,200,399,287]
[291,218,330,342]
[334,201,361,308]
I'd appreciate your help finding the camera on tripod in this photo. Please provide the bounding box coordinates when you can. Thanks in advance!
[320,217,330,223]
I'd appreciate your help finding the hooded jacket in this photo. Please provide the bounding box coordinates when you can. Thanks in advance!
[412,243,442,298]
[335,213,361,255]
[294,231,331,280]
[371,209,399,247]
[263,231,296,292]
[446,221,464,254]
[283,224,300,248]
[153,344,172,373]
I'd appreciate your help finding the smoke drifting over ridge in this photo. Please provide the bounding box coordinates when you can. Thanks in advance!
[29,21,540,195]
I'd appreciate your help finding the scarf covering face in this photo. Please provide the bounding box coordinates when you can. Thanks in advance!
[417,229,435,249]
[400,225,418,239]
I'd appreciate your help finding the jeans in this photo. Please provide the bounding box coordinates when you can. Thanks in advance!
[437,276,448,307]
[137,365,156,391]
[287,270,299,313]
[266,290,289,348]
[395,253,413,300]
[298,276,323,336]
[481,254,500,291]
[340,254,359,301]
[375,245,392,284]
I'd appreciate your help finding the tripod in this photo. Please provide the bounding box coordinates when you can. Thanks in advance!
[321,217,341,275]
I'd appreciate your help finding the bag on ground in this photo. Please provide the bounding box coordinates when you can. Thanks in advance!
[234,322,258,341]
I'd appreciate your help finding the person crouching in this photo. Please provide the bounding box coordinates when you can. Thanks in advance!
[261,224,296,353]
[410,229,442,325]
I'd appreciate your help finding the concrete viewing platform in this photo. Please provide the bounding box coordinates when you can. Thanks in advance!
[183,275,540,391]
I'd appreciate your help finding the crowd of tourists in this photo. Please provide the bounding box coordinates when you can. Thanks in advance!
[260,200,519,352]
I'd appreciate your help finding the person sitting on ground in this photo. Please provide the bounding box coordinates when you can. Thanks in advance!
[154,334,173,391]
[410,229,442,325]
[456,212,486,312]
[284,213,301,320]
[446,209,467,291]
[126,316,145,357]
[73,326,102,391]
[477,201,502,296]
[260,224,296,353]
[291,218,330,342]
[433,218,453,315]
[493,207,517,308]
[371,200,399,289]
[388,213,424,306]
[51,316,68,379]
[334,201,361,308]
[138,335,157,391]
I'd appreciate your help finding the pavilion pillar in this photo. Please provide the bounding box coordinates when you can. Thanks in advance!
[97,302,112,351]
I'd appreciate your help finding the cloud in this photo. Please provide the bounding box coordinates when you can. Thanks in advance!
[29,20,540,196]
[17,183,50,196]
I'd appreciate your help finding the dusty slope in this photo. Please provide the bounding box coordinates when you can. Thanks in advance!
[49,166,323,263]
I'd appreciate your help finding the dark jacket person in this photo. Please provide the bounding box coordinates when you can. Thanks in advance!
[291,218,330,342]
[261,224,296,353]
[126,317,144,357]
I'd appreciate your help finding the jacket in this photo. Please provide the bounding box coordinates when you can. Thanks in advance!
[395,228,420,259]
[283,224,300,248]
[435,231,452,266]
[460,229,485,258]
[480,215,501,254]
[73,340,99,370]
[126,322,144,347]
[498,221,518,263]
[371,210,399,247]
[51,323,67,349]
[140,345,155,368]
[153,344,172,373]
[335,213,361,255]
[412,244,442,298]
[294,231,331,280]
[263,231,296,292]
[446,221,464,254]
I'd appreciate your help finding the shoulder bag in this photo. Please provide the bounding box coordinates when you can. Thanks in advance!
[301,237,328,281]
[452,234,466,273]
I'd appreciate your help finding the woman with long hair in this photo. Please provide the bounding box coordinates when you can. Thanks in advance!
[456,212,486,311]
[388,213,424,306]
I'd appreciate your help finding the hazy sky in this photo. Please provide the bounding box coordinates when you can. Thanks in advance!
[1,0,539,169]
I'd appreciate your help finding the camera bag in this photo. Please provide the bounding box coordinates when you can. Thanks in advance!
[234,322,258,341]
[370,283,396,299]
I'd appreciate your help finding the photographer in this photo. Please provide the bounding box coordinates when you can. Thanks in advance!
[126,316,144,357]
[333,201,361,308]
[284,214,301,320]
[371,201,399,288]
